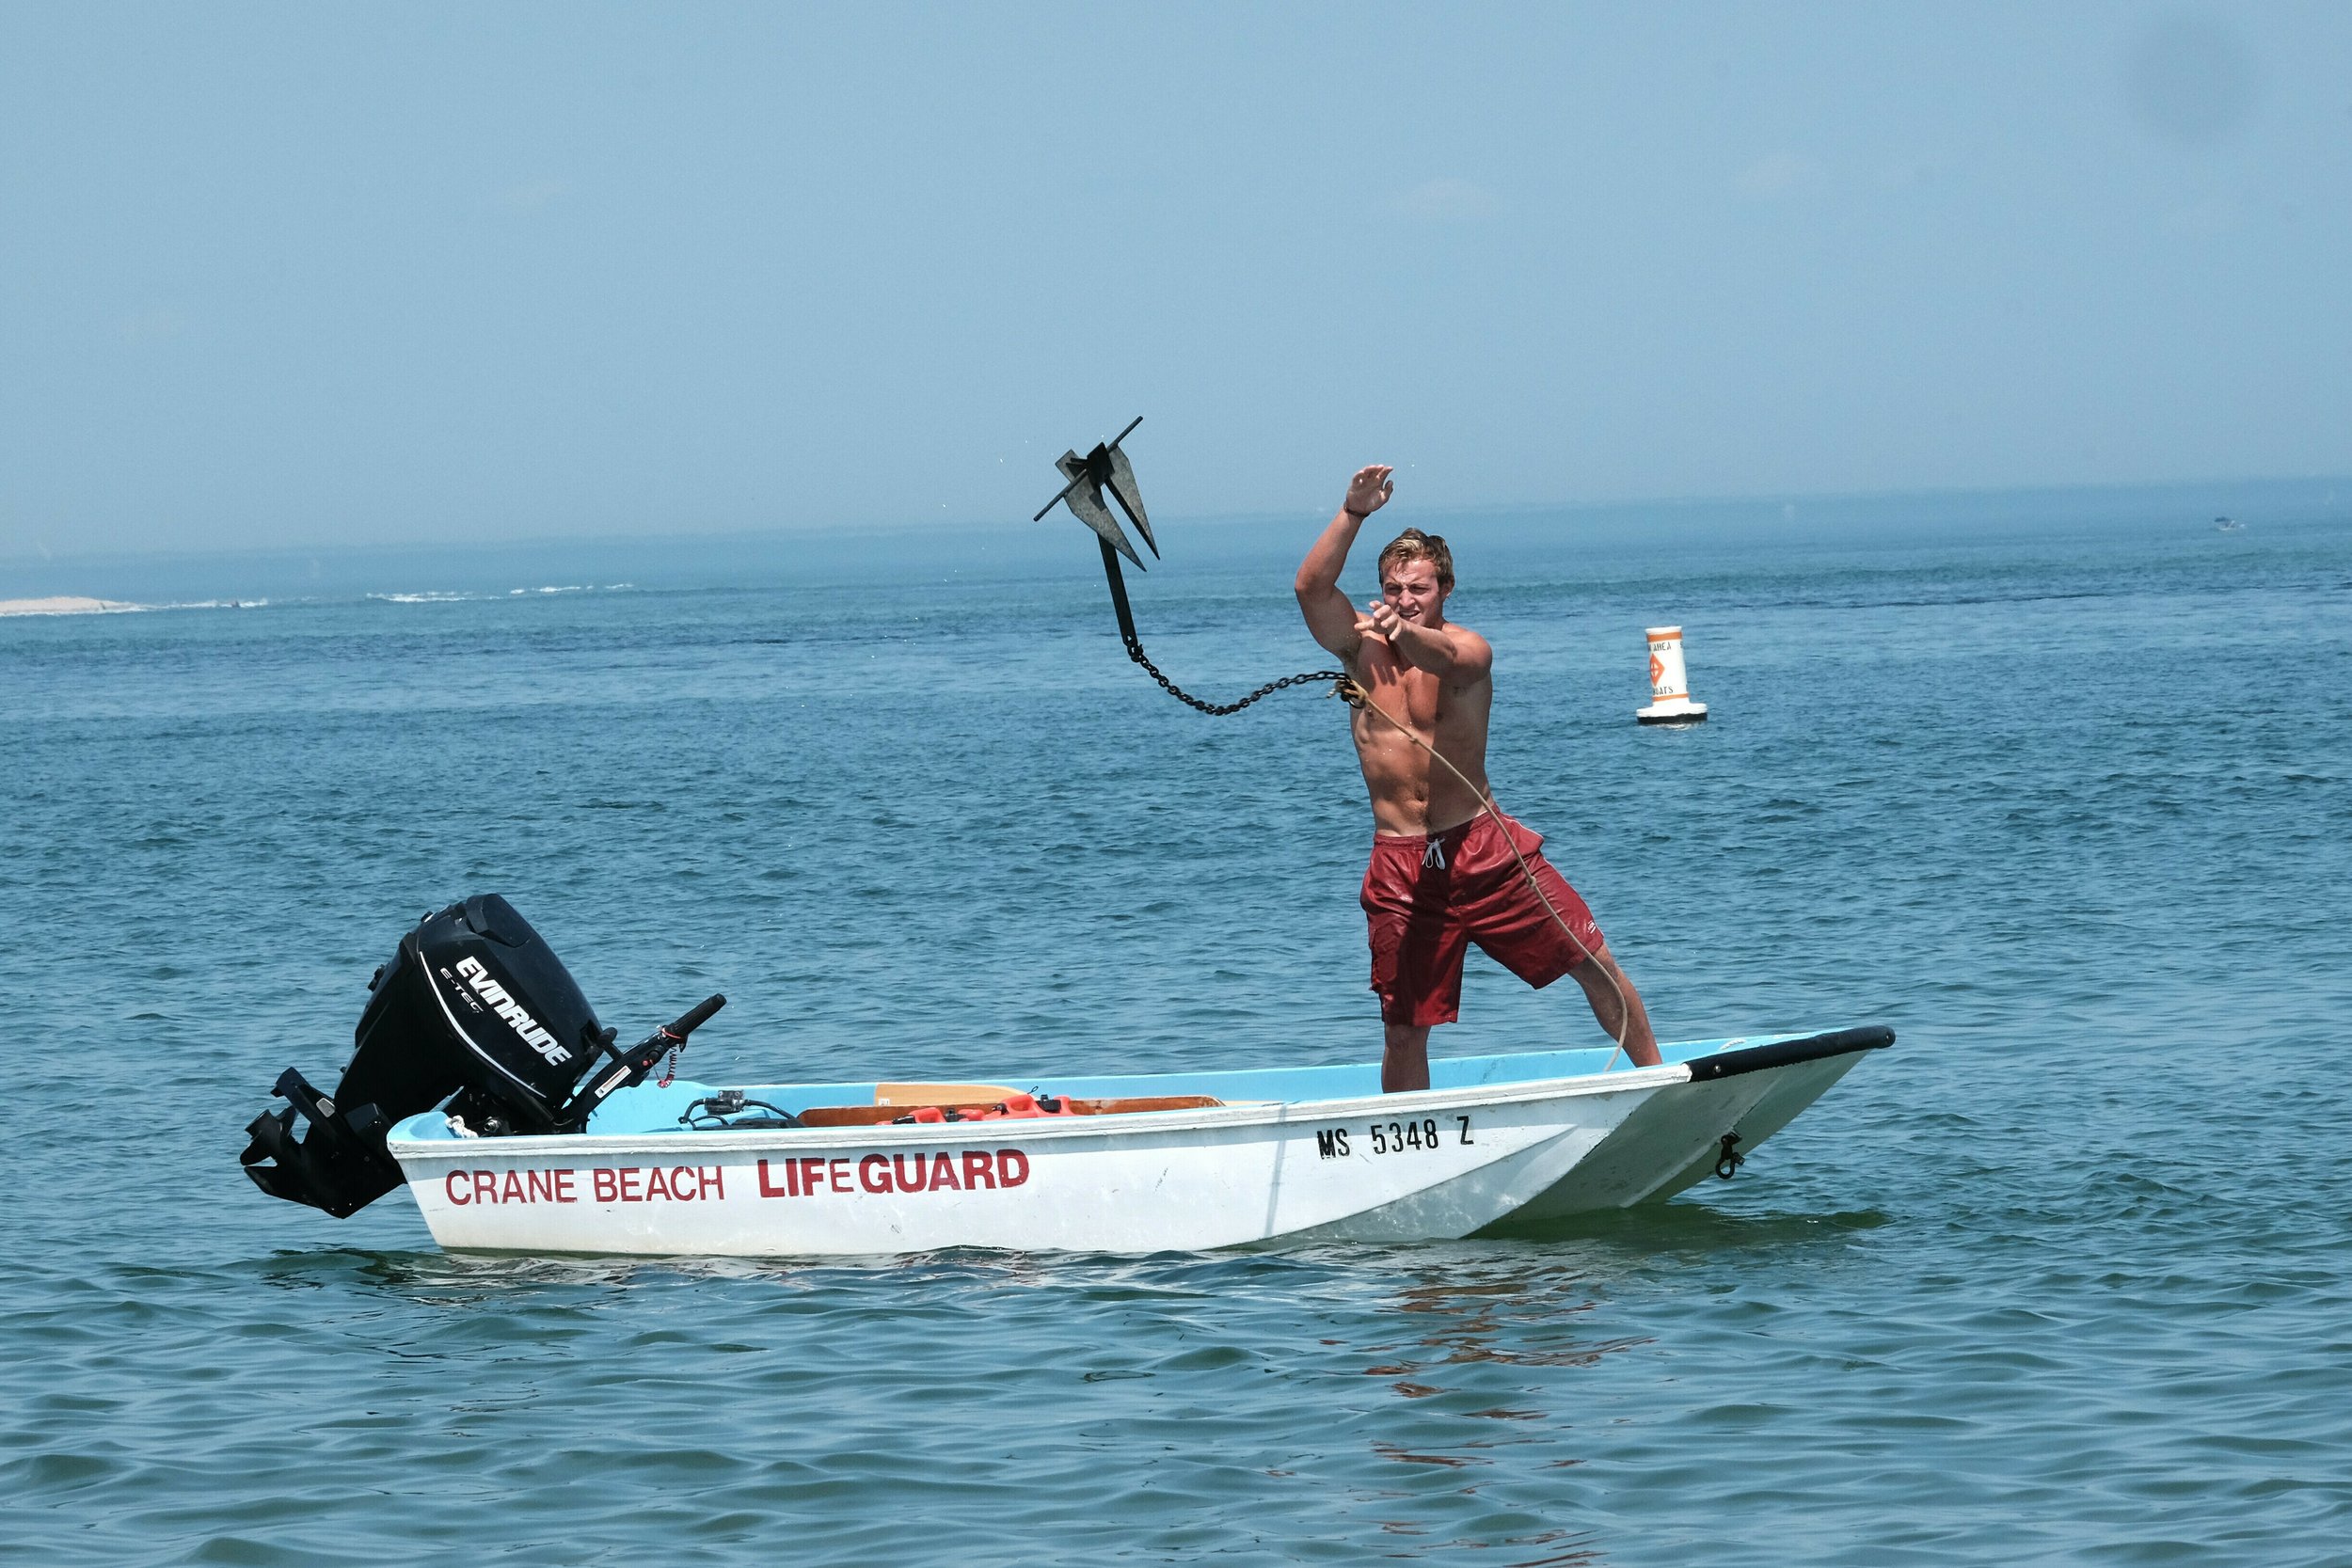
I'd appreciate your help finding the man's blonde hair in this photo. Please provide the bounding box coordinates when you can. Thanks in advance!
[1376,528,1454,592]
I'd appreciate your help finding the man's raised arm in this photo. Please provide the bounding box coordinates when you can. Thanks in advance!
[1295,465,1394,657]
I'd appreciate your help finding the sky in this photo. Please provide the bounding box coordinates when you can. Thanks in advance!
[3,2,2348,560]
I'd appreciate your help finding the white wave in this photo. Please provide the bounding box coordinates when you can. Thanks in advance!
[368,583,625,605]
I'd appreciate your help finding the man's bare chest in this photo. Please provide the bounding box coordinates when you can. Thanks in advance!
[1354,649,1448,727]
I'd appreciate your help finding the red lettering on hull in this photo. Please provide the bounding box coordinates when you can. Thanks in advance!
[750,1148,1037,1198]
[442,1150,1028,1211]
[441,1167,587,1206]
[556,1166,731,1205]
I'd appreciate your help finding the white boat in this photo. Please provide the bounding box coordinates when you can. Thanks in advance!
[383,1028,1890,1257]
[240,896,1890,1258]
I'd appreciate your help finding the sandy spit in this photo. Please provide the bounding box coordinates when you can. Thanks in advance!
[0,595,138,616]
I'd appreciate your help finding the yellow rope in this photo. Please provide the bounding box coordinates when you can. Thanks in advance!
[1331,676,1636,1071]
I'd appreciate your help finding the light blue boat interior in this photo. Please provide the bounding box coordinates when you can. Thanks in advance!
[391,1033,1812,1143]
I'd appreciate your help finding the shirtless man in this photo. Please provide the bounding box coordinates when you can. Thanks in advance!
[1295,464,1661,1090]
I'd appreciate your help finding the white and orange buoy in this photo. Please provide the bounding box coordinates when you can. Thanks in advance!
[1636,626,1708,724]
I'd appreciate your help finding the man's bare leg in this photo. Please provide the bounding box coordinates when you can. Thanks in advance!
[1571,944,1661,1067]
[1382,1022,1432,1092]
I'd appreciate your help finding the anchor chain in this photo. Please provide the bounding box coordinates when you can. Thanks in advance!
[1121,631,1346,716]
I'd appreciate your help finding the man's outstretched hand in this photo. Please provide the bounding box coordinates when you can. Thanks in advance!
[1344,465,1394,518]
[1355,599,1407,642]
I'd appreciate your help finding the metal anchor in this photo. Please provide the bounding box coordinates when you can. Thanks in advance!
[1033,415,1155,566]
[1033,418,1345,716]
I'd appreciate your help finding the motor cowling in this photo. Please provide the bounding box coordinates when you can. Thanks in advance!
[241,895,612,1217]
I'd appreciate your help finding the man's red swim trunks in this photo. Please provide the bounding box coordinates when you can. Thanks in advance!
[1360,810,1607,1028]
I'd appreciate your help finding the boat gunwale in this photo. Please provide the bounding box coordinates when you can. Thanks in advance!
[1690,1024,1892,1080]
[387,1062,1693,1163]
[384,1026,1894,1164]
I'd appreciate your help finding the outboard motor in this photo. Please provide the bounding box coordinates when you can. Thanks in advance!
[241,895,723,1217]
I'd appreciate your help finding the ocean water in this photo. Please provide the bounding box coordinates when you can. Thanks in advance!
[4,495,2349,1564]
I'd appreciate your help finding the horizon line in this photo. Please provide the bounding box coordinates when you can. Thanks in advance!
[4,469,2344,571]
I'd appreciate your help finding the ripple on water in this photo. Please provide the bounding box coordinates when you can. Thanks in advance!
[7,525,2352,1563]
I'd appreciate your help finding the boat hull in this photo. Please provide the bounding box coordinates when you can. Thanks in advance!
[388,1029,1889,1258]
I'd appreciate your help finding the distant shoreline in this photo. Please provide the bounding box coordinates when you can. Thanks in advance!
[0,595,136,617]
[4,473,2344,607]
